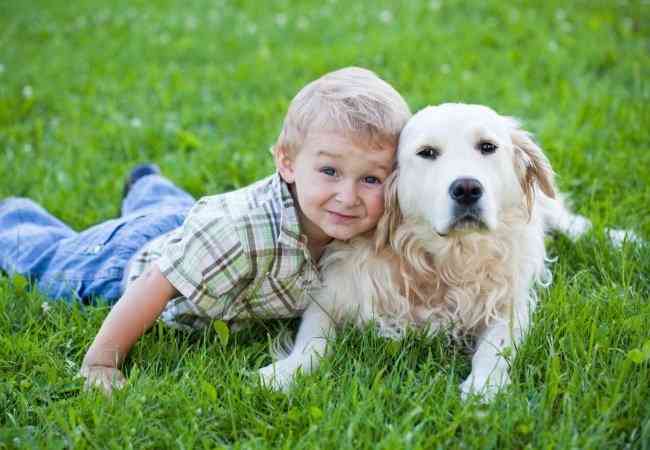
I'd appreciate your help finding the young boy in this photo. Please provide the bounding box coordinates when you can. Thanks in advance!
[0,67,411,393]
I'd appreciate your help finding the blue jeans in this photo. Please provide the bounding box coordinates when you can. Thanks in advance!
[0,175,195,304]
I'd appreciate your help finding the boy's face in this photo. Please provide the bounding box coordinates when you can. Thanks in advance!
[276,131,395,247]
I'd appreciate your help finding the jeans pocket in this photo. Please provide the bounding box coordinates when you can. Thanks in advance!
[58,215,148,257]
[79,220,133,255]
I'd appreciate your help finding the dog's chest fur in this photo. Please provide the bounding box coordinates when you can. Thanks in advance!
[321,207,546,338]
[349,208,538,333]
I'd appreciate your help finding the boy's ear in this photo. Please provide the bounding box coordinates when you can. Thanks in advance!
[274,144,296,184]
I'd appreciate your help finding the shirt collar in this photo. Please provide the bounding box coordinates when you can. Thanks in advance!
[273,173,303,249]
[272,172,322,278]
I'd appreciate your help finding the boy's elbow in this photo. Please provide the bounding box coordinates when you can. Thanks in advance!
[151,264,179,299]
[131,264,179,304]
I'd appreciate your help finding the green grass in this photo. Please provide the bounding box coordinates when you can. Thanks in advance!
[1,0,649,448]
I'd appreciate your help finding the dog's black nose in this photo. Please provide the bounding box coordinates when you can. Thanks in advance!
[449,178,483,206]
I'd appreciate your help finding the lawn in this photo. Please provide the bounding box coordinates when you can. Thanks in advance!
[1,0,649,448]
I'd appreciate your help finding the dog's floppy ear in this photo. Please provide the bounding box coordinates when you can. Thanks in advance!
[375,170,402,252]
[507,117,557,214]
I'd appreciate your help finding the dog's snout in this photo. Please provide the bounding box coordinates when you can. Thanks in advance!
[449,178,483,206]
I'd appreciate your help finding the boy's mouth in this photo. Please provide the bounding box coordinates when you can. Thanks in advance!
[327,211,358,223]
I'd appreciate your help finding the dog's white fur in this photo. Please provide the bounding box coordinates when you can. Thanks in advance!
[258,103,634,400]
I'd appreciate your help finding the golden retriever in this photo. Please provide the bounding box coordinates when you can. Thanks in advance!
[259,103,636,400]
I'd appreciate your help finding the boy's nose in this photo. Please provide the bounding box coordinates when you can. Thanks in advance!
[336,182,360,206]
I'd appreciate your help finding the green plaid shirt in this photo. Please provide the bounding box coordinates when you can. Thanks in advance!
[125,173,321,330]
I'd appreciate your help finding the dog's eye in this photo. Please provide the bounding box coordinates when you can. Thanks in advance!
[478,141,498,155]
[416,146,440,160]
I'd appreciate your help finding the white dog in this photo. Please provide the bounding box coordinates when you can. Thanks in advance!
[259,103,634,400]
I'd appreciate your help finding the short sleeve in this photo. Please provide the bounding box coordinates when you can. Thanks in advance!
[156,206,251,316]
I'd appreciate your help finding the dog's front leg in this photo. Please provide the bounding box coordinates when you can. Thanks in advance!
[460,321,516,401]
[460,292,534,401]
[258,301,334,391]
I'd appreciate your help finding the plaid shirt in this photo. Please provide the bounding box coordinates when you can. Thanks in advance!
[125,173,321,330]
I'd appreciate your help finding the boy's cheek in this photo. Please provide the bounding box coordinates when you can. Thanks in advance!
[367,192,386,222]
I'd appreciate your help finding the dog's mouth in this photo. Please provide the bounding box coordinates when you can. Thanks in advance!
[448,208,488,233]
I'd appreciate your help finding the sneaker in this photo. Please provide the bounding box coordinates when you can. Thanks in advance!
[122,163,161,199]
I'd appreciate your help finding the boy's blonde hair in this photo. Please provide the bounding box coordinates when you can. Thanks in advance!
[275,67,412,155]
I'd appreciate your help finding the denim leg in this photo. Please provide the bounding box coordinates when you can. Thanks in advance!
[121,175,195,216]
[29,211,187,304]
[0,197,76,276]
[1,195,189,304]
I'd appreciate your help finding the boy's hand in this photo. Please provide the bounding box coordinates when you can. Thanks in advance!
[80,265,177,395]
[79,365,126,395]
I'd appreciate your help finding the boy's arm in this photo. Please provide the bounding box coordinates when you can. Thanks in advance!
[80,264,177,393]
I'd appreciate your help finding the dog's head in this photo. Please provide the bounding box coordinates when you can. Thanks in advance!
[377,103,556,244]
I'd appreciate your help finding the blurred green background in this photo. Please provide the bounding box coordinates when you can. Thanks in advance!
[2,0,648,231]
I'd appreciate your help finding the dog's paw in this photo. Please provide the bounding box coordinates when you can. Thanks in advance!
[257,362,295,392]
[606,228,644,249]
[460,369,511,402]
[565,214,592,241]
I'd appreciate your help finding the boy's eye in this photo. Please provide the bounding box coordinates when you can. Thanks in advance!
[320,167,337,176]
[363,176,381,185]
